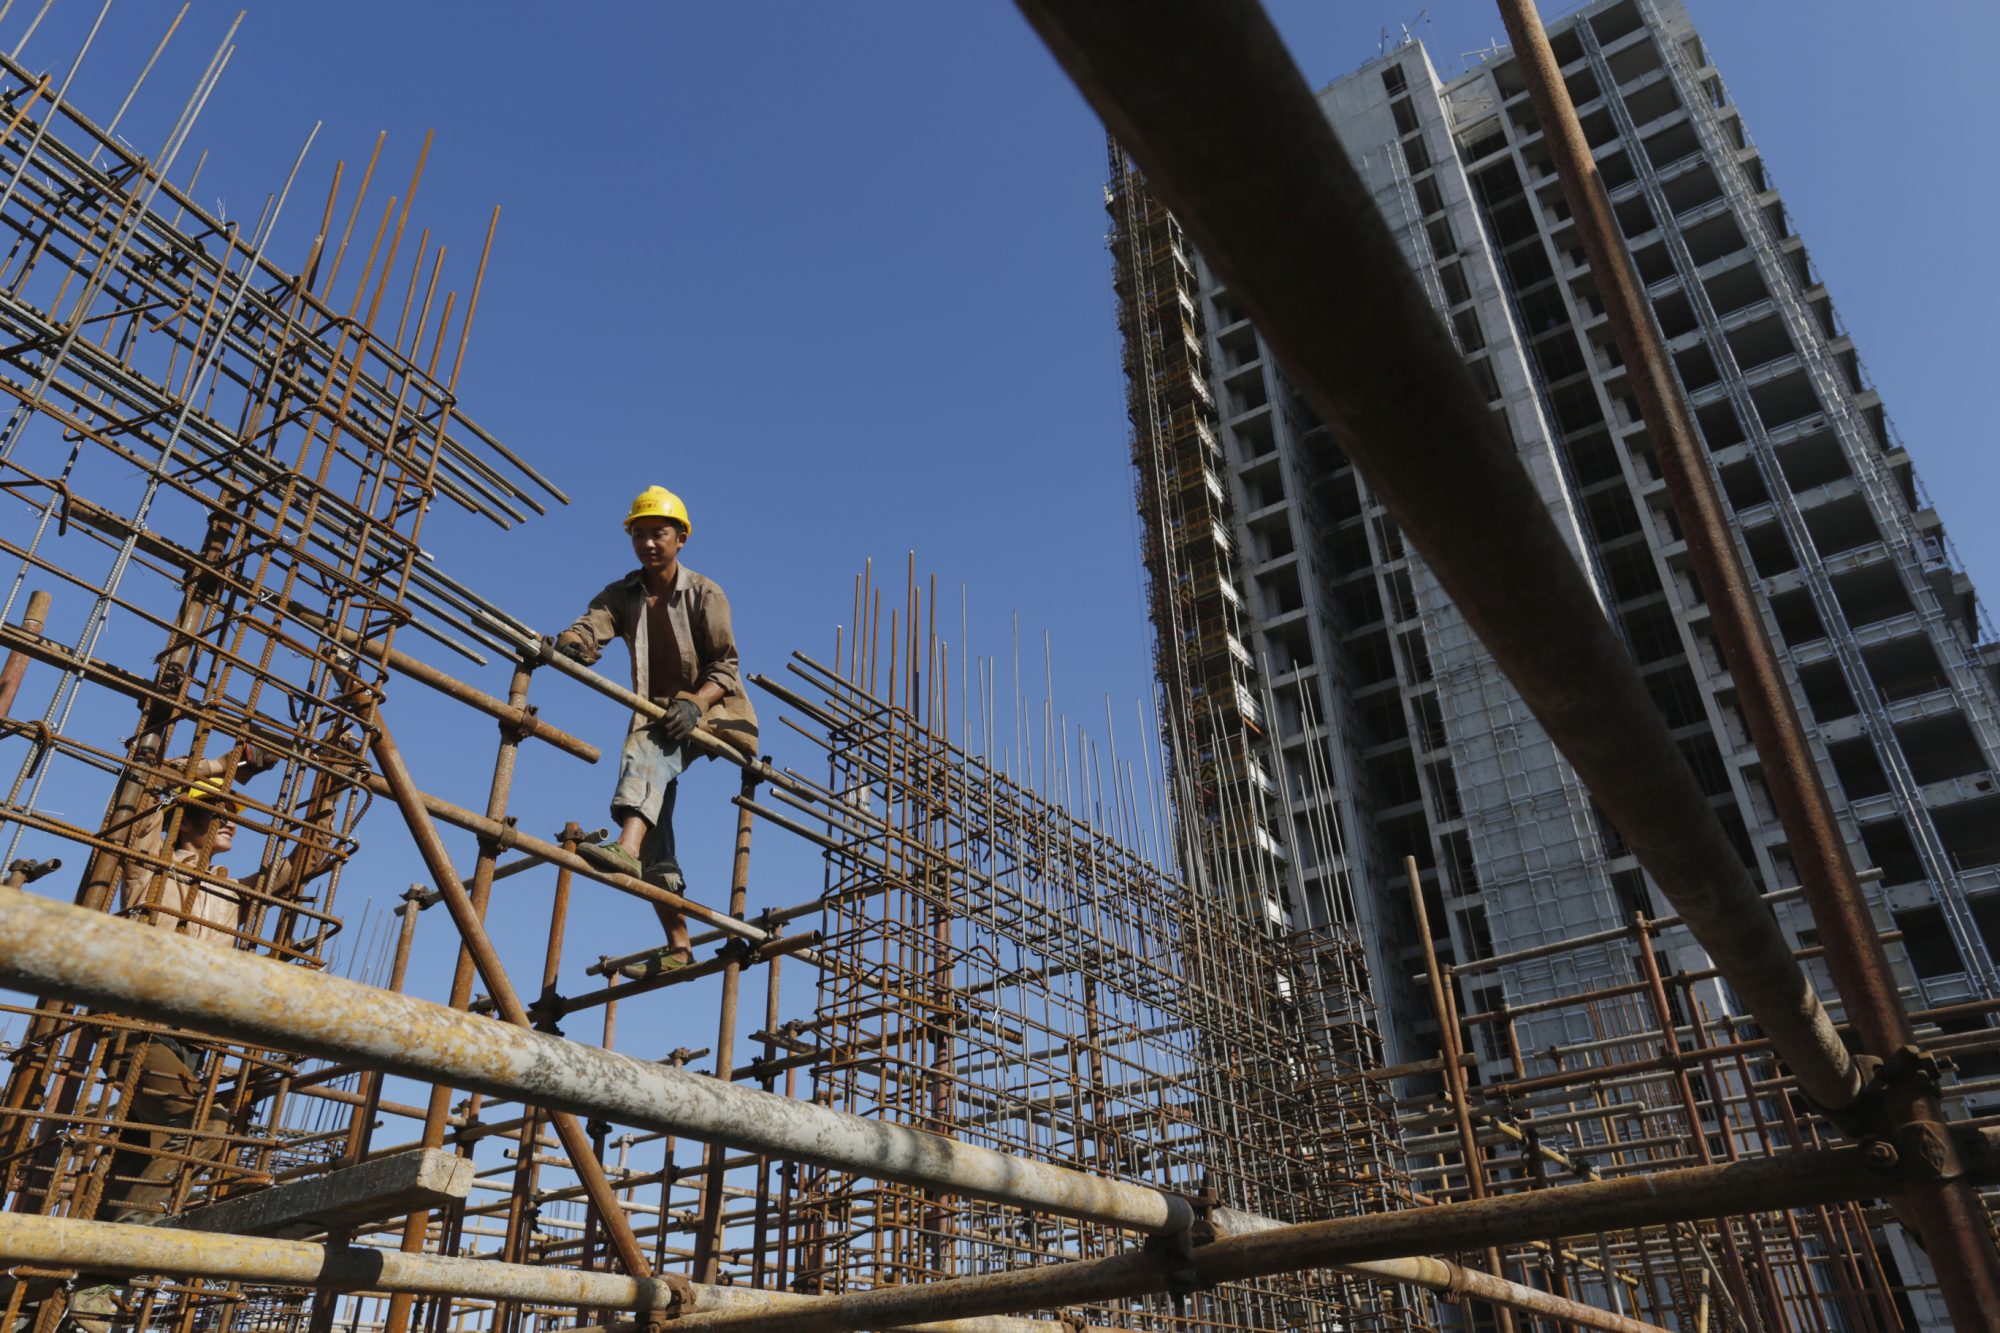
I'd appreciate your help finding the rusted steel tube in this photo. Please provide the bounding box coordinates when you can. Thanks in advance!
[1213,1209,1665,1333]
[1491,0,2000,1318]
[1009,0,1859,1116]
[664,1148,1897,1332]
[693,770,760,1283]
[349,769,767,944]
[296,605,598,763]
[0,885,1193,1236]
[1405,855,1516,1329]
[0,1204,1672,1333]
[557,930,820,1017]
[365,705,658,1282]
[0,1212,1033,1330]
[532,639,752,768]
[0,588,50,717]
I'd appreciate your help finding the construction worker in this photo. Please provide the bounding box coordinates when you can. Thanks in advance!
[26,747,279,1332]
[100,752,273,1227]
[553,486,757,966]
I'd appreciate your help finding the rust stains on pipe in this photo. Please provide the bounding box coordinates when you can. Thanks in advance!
[659,1151,1904,1332]
[0,588,50,718]
[365,704,658,1282]
[0,1212,1040,1330]
[0,885,1193,1237]
[1008,0,1859,1115]
[295,605,598,763]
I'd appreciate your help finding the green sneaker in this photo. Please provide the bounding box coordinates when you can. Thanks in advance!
[575,843,642,879]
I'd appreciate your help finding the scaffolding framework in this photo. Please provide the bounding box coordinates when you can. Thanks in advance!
[0,7,1994,1333]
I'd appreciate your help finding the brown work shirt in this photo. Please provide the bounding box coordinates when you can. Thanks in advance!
[115,804,248,950]
[558,563,759,754]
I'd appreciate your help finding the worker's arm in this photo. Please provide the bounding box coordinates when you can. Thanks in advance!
[653,579,739,744]
[553,581,624,666]
[115,743,266,913]
[239,758,339,902]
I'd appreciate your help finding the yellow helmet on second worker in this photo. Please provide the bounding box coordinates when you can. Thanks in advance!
[623,486,691,537]
[181,775,244,818]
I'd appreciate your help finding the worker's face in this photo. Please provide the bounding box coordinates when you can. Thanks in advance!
[179,809,237,855]
[629,518,686,573]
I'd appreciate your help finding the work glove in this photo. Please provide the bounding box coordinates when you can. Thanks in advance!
[236,742,279,777]
[552,634,590,664]
[658,697,702,743]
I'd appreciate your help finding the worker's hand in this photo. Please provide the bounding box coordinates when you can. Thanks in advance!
[236,742,279,777]
[553,633,590,664]
[658,697,702,743]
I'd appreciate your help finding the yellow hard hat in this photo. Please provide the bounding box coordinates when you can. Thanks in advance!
[181,776,244,817]
[623,485,691,537]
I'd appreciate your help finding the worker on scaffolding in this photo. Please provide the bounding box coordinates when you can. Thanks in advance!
[98,745,281,1229]
[13,745,284,1332]
[552,485,757,967]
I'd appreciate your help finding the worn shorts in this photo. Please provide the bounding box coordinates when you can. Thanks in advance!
[610,725,690,872]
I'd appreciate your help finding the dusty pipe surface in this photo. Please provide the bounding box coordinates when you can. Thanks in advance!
[0,1212,1040,1332]
[671,1150,1903,1331]
[0,886,1189,1236]
[1210,1209,1667,1333]
[1009,0,1859,1116]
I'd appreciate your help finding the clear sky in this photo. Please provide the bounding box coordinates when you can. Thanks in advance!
[6,0,1994,1032]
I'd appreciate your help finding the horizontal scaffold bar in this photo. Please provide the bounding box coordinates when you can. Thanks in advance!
[0,886,1795,1333]
[0,885,1187,1236]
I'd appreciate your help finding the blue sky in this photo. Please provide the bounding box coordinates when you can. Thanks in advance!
[4,1,1994,1035]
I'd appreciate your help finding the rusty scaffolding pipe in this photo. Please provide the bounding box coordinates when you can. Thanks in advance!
[624,1149,1940,1332]
[0,883,1916,1333]
[0,885,1193,1236]
[364,701,663,1287]
[295,605,599,763]
[1405,855,1518,1329]
[0,1212,1042,1332]
[1009,0,1861,1119]
[349,769,768,945]
[1492,1,2000,1319]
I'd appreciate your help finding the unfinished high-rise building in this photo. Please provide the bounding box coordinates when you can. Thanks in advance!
[1110,0,2000,1326]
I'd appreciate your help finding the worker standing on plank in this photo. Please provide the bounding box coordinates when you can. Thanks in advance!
[552,485,757,967]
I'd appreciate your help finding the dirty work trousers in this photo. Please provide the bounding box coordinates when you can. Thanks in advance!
[102,1036,230,1223]
[609,722,691,877]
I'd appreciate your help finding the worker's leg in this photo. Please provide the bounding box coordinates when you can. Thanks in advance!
[69,1039,230,1333]
[636,775,680,887]
[579,725,688,887]
[638,777,690,956]
[102,1038,228,1224]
